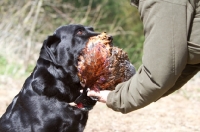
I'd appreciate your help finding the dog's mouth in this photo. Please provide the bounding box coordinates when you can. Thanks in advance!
[71,88,97,111]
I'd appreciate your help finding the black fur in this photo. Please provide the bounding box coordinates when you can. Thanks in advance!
[0,25,98,132]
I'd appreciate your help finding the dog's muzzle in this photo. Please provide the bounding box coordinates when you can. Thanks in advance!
[70,88,97,111]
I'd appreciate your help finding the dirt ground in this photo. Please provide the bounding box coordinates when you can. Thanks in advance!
[0,75,200,132]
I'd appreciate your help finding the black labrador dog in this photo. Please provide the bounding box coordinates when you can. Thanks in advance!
[0,25,98,132]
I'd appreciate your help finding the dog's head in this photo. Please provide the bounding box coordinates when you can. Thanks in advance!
[41,25,99,70]
[33,25,98,110]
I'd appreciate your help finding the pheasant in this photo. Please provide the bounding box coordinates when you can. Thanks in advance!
[77,32,135,91]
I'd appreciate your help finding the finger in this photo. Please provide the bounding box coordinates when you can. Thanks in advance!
[87,90,100,97]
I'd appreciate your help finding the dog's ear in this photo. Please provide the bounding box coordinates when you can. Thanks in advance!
[53,27,75,66]
[40,35,61,65]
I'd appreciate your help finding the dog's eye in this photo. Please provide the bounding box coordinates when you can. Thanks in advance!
[77,29,83,35]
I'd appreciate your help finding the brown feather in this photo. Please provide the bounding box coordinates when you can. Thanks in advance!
[77,32,135,91]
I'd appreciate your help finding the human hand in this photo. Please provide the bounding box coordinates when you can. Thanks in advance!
[87,90,111,103]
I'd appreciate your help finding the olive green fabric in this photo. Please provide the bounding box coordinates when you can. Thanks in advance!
[107,0,200,113]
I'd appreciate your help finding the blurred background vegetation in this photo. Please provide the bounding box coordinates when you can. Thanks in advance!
[0,0,144,78]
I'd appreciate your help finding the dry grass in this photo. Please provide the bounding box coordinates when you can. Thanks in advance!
[0,0,114,74]
[0,0,44,69]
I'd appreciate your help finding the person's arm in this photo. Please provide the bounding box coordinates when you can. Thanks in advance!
[105,0,192,113]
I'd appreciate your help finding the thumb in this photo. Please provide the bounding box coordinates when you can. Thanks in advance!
[87,90,111,103]
[87,90,101,97]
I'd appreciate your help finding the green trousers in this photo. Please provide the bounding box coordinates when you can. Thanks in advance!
[107,0,200,113]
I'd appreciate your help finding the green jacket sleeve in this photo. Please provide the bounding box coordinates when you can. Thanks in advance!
[106,0,195,113]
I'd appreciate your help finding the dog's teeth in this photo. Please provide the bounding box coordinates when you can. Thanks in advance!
[69,102,77,106]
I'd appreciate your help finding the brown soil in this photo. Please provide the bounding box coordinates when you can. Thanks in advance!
[1,75,200,132]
